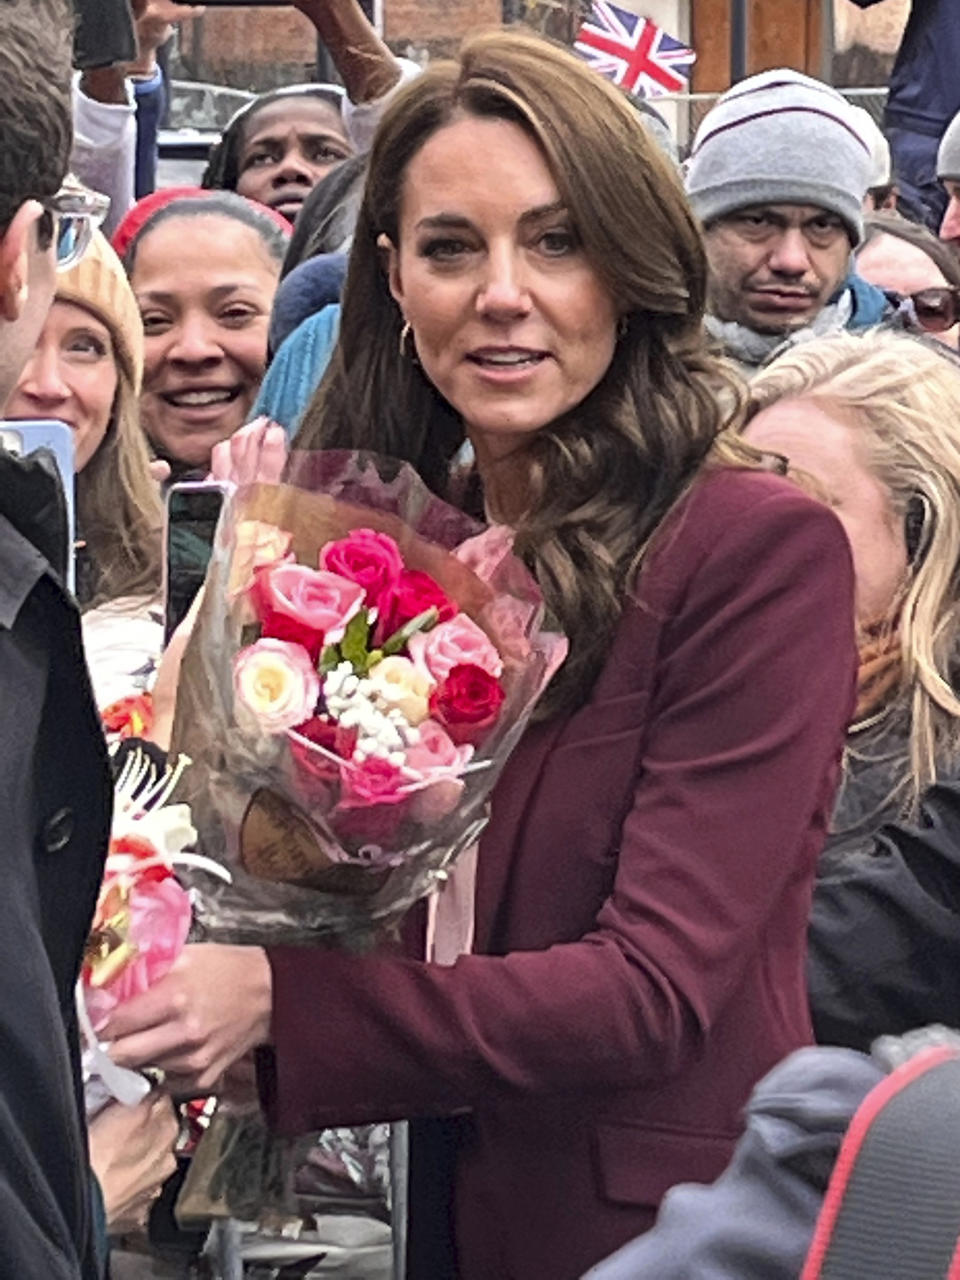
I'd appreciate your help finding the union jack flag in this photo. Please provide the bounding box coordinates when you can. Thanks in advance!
[574,2,696,100]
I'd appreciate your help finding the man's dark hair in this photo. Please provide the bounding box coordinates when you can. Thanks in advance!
[0,0,73,234]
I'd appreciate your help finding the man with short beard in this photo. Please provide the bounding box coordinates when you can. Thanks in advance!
[686,70,887,376]
[0,1,112,1275]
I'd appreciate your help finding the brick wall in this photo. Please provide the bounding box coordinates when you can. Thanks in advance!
[177,0,502,91]
[385,0,501,55]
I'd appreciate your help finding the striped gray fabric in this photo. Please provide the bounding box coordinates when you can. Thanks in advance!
[685,68,873,246]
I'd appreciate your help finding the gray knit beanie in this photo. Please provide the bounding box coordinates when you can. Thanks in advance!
[938,110,960,182]
[685,69,873,245]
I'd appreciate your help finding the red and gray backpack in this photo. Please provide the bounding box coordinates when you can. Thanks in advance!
[802,1042,960,1280]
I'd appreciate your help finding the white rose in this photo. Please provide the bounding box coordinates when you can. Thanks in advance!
[366,655,432,726]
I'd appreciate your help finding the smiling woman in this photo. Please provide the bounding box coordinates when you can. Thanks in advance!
[4,229,161,610]
[124,192,289,473]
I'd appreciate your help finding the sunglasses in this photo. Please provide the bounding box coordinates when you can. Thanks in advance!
[41,186,110,272]
[906,286,960,334]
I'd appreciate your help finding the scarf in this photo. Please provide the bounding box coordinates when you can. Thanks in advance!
[855,622,903,722]
[706,289,854,373]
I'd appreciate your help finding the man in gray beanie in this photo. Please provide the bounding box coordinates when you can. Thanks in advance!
[938,110,960,259]
[685,69,885,373]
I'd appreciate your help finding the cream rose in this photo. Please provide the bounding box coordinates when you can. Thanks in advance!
[228,520,293,597]
[234,638,320,733]
[366,655,432,726]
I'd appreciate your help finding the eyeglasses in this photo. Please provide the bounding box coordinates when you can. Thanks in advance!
[41,186,110,272]
[906,286,960,334]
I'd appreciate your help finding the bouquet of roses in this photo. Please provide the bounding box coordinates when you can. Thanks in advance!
[170,451,566,944]
[79,750,229,1116]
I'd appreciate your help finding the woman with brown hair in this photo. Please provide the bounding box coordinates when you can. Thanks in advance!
[105,31,857,1277]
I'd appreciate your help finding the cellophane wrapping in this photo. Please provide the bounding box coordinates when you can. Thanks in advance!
[170,450,565,947]
[167,452,565,1246]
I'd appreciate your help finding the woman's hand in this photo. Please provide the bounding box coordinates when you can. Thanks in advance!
[209,416,288,488]
[103,944,273,1097]
[88,1092,179,1234]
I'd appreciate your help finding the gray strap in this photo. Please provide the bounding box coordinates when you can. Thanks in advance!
[815,1054,960,1279]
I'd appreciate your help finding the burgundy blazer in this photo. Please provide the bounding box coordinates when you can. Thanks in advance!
[260,468,857,1280]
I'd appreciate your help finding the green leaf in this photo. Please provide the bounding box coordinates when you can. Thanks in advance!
[382,606,439,656]
[318,644,340,674]
[340,610,372,670]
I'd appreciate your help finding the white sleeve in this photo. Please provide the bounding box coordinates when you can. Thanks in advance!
[71,74,137,238]
[341,57,422,154]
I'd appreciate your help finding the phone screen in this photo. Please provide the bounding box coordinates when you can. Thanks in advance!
[0,419,76,590]
[164,484,226,644]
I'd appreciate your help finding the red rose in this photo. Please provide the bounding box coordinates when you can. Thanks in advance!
[319,528,405,621]
[429,663,506,746]
[382,569,457,641]
[288,716,358,798]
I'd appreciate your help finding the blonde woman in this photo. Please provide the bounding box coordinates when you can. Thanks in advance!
[744,327,960,1050]
[5,229,163,706]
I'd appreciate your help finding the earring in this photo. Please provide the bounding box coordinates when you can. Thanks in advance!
[617,315,629,340]
[399,321,415,360]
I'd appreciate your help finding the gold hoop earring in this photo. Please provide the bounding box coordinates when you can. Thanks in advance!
[399,321,415,360]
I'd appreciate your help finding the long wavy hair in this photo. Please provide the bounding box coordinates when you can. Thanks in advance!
[296,29,756,714]
[748,328,960,810]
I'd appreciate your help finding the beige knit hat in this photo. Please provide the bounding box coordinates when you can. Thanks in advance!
[55,230,144,394]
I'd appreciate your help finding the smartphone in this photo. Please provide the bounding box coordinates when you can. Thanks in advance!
[163,481,227,645]
[72,0,138,71]
[0,419,76,590]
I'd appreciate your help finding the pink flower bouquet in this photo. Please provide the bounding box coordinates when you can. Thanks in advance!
[170,451,566,944]
[79,752,229,1112]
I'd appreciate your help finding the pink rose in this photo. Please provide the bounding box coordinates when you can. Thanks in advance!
[336,756,410,845]
[252,562,365,659]
[234,638,320,733]
[401,720,473,823]
[407,615,503,685]
[320,528,405,620]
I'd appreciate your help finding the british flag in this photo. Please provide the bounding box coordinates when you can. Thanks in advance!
[574,2,696,99]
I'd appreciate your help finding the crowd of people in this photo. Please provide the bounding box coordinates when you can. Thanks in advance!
[5,0,960,1277]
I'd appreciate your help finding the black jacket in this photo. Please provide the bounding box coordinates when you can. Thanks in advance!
[0,449,111,1278]
[809,708,960,1050]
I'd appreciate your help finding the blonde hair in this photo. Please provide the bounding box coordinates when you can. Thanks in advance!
[77,363,162,607]
[298,28,760,714]
[748,328,960,809]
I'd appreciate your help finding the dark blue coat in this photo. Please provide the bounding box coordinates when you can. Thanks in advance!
[851,0,960,138]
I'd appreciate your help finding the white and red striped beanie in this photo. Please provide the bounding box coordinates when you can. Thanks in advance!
[685,69,873,246]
